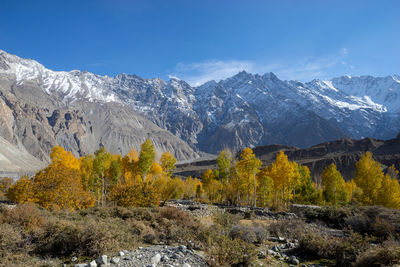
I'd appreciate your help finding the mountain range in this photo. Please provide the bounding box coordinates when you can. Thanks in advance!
[0,49,399,175]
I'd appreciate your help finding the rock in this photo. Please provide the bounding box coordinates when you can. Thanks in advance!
[272,245,280,252]
[151,253,161,264]
[258,251,266,259]
[289,255,300,265]
[111,257,120,264]
[96,255,107,265]
[278,236,285,243]
[74,264,87,267]
[118,251,125,256]
[71,256,78,262]
[89,260,97,267]
[267,249,276,256]
[161,255,169,262]
[138,246,144,250]
[178,245,187,251]
[182,264,191,267]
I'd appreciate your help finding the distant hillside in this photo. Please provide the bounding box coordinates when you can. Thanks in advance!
[174,134,400,180]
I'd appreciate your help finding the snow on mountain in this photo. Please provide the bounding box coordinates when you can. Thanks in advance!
[0,50,117,103]
[329,75,400,113]
[1,49,399,154]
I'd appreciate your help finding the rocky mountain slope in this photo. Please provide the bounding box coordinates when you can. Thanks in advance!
[174,134,400,180]
[0,49,399,174]
[0,51,200,173]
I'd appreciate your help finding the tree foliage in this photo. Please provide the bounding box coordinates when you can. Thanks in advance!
[321,163,347,206]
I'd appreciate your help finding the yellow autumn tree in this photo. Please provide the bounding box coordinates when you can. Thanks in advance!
[50,146,80,170]
[6,176,36,204]
[377,173,400,209]
[0,177,13,198]
[354,152,383,205]
[121,148,140,183]
[34,164,94,210]
[268,151,296,210]
[159,177,185,206]
[160,152,177,177]
[236,148,262,207]
[256,167,274,207]
[183,177,202,199]
[202,169,215,202]
[344,179,358,203]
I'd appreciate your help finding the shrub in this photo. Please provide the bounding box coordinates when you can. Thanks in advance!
[354,244,400,267]
[206,232,257,267]
[1,203,47,231]
[297,232,340,260]
[229,224,268,244]
[0,223,24,256]
[36,217,137,257]
[213,211,241,229]
[303,206,352,229]
[268,219,305,240]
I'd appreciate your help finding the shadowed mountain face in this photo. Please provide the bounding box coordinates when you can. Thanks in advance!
[0,50,400,175]
[174,134,400,180]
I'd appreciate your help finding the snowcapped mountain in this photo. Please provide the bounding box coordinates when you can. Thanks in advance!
[0,49,399,160]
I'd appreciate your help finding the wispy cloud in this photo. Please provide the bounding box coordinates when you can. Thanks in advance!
[170,48,354,86]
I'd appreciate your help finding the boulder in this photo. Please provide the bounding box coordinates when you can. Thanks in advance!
[151,253,161,264]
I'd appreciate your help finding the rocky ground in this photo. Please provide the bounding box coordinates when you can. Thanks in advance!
[73,245,206,267]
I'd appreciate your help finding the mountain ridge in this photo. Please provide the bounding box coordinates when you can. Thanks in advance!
[0,49,399,174]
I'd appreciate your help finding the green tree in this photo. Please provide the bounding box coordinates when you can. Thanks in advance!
[321,163,347,206]
[294,165,317,204]
[256,167,274,207]
[93,147,112,206]
[217,149,232,182]
[138,139,156,178]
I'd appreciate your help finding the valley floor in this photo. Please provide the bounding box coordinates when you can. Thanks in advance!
[1,201,400,267]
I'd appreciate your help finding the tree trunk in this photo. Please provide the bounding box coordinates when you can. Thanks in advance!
[253,173,257,207]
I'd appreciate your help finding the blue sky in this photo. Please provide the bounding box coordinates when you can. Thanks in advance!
[1,0,399,85]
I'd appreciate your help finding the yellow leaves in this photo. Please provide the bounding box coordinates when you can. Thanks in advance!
[344,179,357,203]
[183,177,202,199]
[354,152,384,205]
[6,176,36,204]
[50,146,80,170]
[33,164,94,211]
[0,177,13,197]
[377,174,400,209]
[160,152,177,177]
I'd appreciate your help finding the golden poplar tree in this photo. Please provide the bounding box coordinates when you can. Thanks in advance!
[160,152,177,177]
[34,164,95,210]
[354,152,383,205]
[268,151,296,209]
[256,167,274,207]
[236,148,262,207]
[377,174,400,209]
[6,176,36,204]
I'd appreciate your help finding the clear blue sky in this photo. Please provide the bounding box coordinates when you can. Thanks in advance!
[1,0,399,85]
